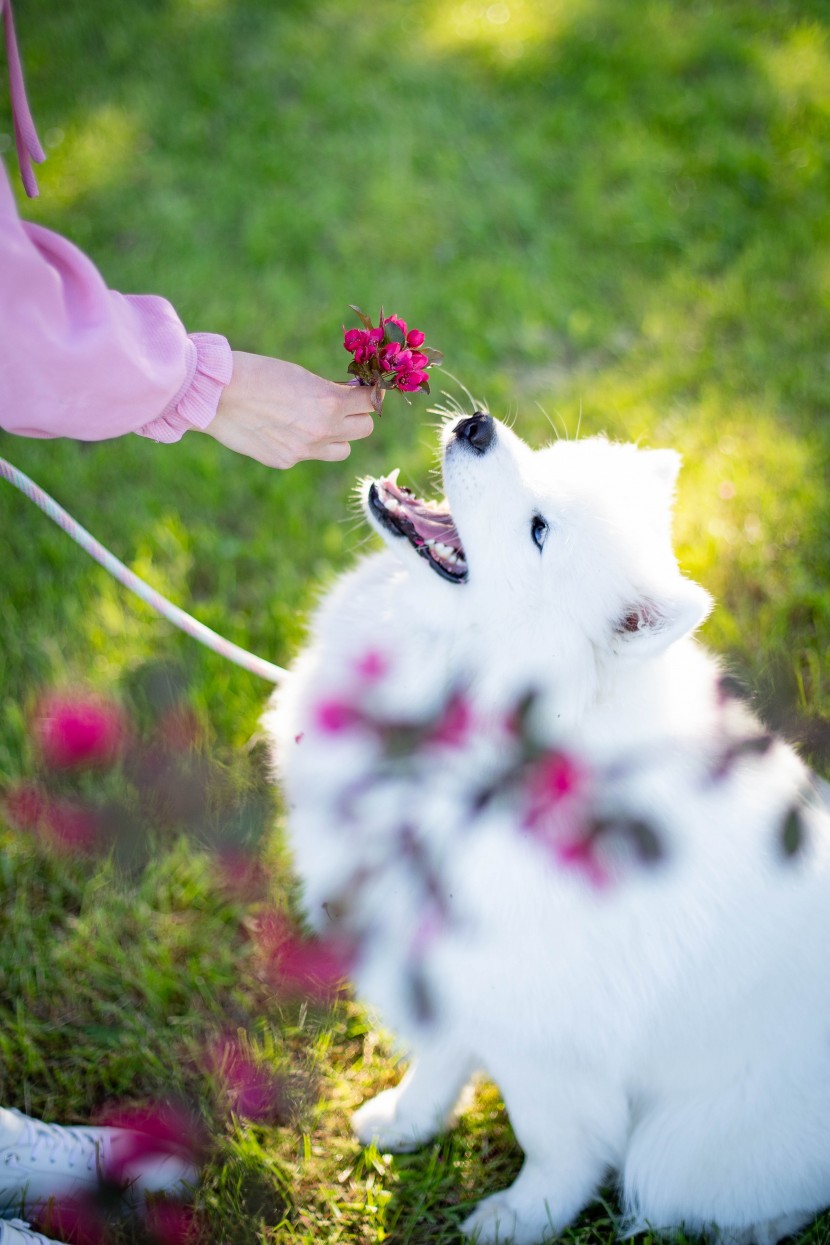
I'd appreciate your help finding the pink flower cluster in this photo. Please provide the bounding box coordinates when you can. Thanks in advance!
[343,307,442,412]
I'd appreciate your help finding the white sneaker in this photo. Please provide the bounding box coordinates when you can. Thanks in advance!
[0,1108,196,1216]
[0,1222,62,1244]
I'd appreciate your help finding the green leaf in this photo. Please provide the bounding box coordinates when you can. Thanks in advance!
[624,818,664,864]
[348,304,374,331]
[781,806,805,858]
[418,380,431,395]
[383,320,406,347]
[591,816,664,864]
[420,347,444,365]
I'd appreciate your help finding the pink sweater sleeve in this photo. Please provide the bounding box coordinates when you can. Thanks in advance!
[0,159,233,443]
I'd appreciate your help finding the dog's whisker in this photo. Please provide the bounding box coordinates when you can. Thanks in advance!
[438,370,486,415]
[536,402,572,444]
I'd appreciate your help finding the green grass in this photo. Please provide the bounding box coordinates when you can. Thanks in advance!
[1,0,829,1240]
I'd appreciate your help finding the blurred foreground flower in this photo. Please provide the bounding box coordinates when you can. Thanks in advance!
[251,911,352,1000]
[343,306,443,414]
[2,782,101,854]
[145,1201,201,1245]
[97,1102,203,1190]
[34,693,127,769]
[37,1199,108,1245]
[3,665,273,878]
[31,1102,201,1245]
[40,1196,201,1245]
[207,1034,288,1124]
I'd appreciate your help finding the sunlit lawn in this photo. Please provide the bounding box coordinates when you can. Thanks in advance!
[1,0,829,1241]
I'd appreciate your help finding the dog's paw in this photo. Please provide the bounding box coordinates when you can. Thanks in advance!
[462,1192,556,1245]
[351,1087,439,1153]
[462,1195,519,1243]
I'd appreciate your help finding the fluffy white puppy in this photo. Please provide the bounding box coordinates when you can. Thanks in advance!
[265,413,830,1245]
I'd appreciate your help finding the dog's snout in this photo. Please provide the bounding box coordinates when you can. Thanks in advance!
[453,412,495,455]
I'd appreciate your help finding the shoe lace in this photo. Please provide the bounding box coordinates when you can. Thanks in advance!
[17,1116,103,1175]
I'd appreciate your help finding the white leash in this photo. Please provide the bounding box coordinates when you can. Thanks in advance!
[0,455,288,684]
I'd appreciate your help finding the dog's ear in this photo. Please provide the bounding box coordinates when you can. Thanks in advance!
[641,448,681,495]
[613,577,712,659]
[637,449,682,530]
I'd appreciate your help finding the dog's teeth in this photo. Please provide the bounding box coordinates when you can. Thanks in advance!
[434,543,454,559]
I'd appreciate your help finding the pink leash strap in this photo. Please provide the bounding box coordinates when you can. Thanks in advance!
[0,455,288,685]
[2,0,46,197]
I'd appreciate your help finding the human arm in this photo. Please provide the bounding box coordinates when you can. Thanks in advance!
[0,160,374,460]
[0,158,229,442]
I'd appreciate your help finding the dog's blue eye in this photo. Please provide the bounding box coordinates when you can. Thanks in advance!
[531,515,549,550]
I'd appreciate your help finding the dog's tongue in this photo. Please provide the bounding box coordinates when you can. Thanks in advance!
[381,471,464,549]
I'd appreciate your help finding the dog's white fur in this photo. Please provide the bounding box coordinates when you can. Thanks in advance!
[265,417,830,1244]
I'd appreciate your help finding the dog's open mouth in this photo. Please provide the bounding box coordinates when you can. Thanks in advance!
[368,470,468,584]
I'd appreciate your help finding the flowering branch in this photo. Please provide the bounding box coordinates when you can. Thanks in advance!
[343,306,443,415]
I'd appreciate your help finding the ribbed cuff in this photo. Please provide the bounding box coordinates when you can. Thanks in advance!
[137,333,234,444]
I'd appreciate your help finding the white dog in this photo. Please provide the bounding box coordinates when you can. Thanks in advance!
[266,413,830,1244]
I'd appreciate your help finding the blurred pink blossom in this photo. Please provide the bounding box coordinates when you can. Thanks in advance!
[207,1034,286,1123]
[41,797,100,854]
[34,693,126,769]
[523,750,586,825]
[353,649,389,684]
[253,911,351,999]
[97,1102,203,1185]
[2,780,47,832]
[313,698,363,735]
[521,750,597,879]
[553,835,610,890]
[214,847,267,901]
[156,704,203,752]
[37,1198,108,1245]
[146,1202,200,1245]
[428,692,473,749]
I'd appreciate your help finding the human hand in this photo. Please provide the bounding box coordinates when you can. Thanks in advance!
[202,351,376,468]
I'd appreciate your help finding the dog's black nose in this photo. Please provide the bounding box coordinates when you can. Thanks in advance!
[453,412,495,455]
